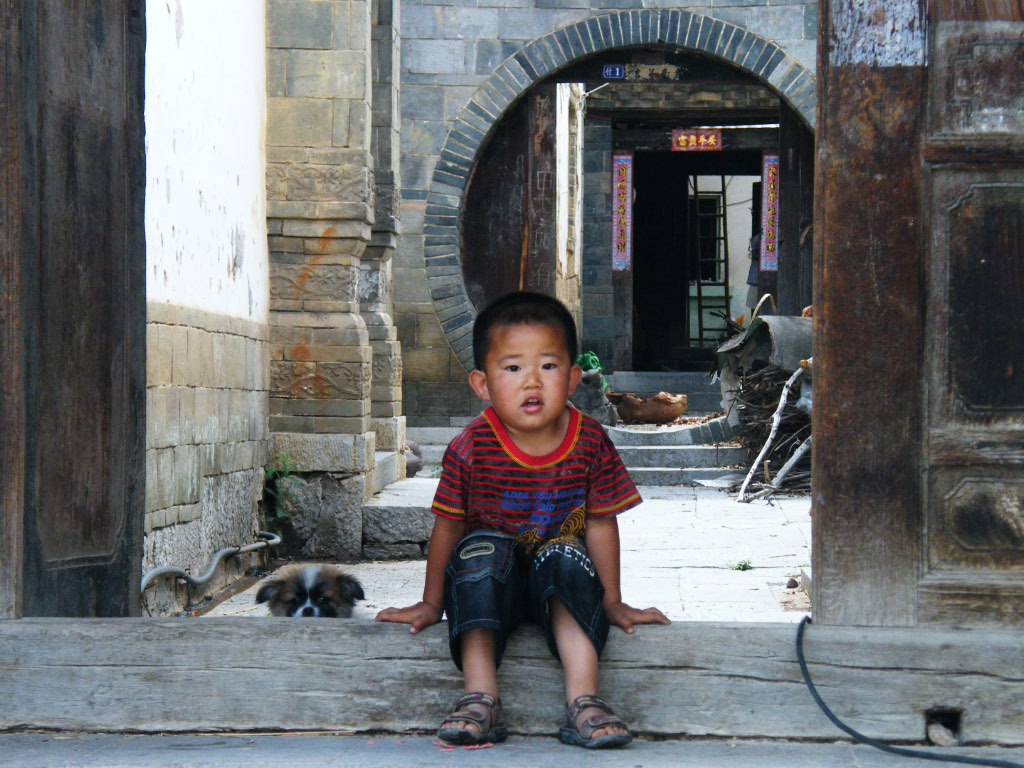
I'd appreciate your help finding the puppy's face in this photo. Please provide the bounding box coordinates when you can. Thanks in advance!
[255,565,365,618]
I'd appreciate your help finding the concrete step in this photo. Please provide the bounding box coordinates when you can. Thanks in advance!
[607,416,735,446]
[411,416,736,451]
[406,418,744,486]
[617,444,746,468]
[406,426,463,446]
[606,370,718,395]
[362,477,437,559]
[627,466,745,486]
[372,451,401,494]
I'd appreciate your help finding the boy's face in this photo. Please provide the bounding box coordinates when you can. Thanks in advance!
[468,322,582,439]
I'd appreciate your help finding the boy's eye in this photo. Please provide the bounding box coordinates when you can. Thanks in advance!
[542,363,557,370]
[505,365,520,372]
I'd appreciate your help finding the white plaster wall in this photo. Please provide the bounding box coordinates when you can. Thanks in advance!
[690,175,757,325]
[145,0,268,322]
[724,176,758,322]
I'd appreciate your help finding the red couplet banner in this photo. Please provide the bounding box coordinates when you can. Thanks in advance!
[760,154,780,271]
[612,153,633,271]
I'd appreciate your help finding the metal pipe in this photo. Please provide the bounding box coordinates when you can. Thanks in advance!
[139,531,281,593]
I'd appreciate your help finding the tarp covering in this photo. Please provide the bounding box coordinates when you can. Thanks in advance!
[715,316,813,374]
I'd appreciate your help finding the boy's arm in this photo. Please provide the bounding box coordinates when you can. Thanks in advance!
[375,514,465,633]
[585,516,670,633]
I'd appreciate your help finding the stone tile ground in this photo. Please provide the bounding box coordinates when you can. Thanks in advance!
[207,484,811,621]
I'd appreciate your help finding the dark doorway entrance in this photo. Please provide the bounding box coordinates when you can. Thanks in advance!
[632,150,762,371]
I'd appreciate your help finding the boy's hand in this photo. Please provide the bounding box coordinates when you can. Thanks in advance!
[375,601,443,634]
[604,600,670,633]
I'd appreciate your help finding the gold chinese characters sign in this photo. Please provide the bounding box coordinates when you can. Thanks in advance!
[671,129,722,151]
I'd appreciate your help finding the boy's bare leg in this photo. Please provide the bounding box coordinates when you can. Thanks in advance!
[446,628,499,733]
[549,598,628,738]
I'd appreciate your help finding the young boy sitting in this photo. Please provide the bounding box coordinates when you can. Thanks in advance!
[376,291,669,748]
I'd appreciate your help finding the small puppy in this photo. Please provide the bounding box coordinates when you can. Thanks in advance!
[256,564,365,618]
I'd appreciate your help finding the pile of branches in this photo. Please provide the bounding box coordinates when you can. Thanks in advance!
[729,362,811,495]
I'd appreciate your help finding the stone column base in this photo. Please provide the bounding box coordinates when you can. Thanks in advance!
[269,432,377,560]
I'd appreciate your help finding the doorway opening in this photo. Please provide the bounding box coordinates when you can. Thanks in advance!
[631,148,765,371]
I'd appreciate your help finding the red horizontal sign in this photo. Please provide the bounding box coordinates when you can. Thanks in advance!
[671,128,722,151]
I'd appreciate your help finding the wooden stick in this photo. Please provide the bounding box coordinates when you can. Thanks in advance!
[737,367,804,502]
[746,436,813,501]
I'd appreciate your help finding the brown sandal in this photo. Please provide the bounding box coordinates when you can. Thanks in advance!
[559,695,633,749]
[437,692,509,745]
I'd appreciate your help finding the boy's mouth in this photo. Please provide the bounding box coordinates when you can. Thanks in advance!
[521,396,544,412]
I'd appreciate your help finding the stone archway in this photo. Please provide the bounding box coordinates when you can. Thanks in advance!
[423,9,816,369]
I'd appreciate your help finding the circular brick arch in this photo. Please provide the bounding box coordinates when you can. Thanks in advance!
[425,10,816,370]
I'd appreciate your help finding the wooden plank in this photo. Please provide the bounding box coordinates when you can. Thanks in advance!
[0,0,23,619]
[919,571,1024,626]
[0,619,1022,743]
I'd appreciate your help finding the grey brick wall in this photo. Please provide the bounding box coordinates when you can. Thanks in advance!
[393,3,816,425]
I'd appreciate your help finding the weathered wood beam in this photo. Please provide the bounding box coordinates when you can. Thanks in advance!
[812,0,926,626]
[1,619,1021,744]
[0,0,23,619]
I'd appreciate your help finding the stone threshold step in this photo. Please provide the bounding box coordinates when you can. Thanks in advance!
[616,445,746,468]
[3,619,1019,745]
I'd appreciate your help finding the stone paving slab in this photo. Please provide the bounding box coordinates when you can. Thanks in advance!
[2,733,1020,768]
[208,484,811,624]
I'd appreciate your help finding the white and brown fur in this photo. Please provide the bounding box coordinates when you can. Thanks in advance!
[255,564,364,618]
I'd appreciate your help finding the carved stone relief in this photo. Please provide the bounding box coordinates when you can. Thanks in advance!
[270,262,358,303]
[270,361,371,401]
[266,163,371,203]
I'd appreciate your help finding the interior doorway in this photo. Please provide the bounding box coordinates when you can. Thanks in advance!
[632,150,763,371]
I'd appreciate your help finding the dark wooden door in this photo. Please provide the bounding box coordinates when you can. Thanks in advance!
[918,5,1024,625]
[814,0,1024,627]
[462,85,558,310]
[3,0,146,616]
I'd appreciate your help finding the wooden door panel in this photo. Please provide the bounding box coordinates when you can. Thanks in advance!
[18,0,146,616]
[920,10,1024,625]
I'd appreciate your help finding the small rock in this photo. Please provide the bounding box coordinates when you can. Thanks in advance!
[786,577,799,589]
[927,721,959,747]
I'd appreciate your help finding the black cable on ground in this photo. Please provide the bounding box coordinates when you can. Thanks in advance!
[796,616,1024,768]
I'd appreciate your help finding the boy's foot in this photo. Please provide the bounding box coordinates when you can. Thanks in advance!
[559,695,633,749]
[437,692,509,745]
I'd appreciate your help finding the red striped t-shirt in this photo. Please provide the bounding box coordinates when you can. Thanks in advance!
[431,406,642,552]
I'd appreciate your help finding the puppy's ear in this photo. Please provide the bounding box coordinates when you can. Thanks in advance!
[255,579,282,605]
[338,575,364,603]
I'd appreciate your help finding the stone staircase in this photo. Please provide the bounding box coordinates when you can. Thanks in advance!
[366,373,746,554]
[405,365,744,488]
[404,418,744,488]
[366,419,744,558]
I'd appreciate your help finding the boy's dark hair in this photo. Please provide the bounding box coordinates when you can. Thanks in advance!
[473,291,579,370]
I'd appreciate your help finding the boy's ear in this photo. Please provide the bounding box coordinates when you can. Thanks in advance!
[567,364,583,396]
[468,369,491,401]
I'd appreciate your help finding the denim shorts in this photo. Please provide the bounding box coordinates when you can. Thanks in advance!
[443,531,609,670]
